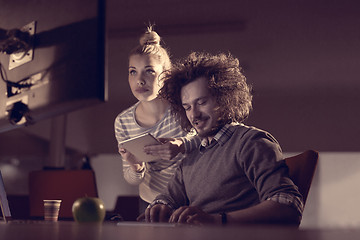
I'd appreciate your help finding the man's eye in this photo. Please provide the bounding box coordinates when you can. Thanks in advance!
[198,100,206,105]
[183,106,190,111]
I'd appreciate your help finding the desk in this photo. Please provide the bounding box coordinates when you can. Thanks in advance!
[0,221,359,240]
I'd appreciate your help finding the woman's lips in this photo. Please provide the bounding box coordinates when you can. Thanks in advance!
[135,88,148,93]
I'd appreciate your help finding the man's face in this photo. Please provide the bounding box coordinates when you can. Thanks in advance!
[181,77,221,139]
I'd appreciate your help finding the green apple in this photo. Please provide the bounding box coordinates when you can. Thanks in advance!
[72,197,106,223]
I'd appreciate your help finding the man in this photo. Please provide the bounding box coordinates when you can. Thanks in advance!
[145,52,303,225]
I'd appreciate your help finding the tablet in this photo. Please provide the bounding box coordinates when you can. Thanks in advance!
[119,133,162,162]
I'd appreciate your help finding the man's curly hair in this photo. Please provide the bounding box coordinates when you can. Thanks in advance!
[159,52,253,132]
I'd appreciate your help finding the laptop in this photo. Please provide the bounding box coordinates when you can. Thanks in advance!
[0,170,12,223]
[0,170,46,224]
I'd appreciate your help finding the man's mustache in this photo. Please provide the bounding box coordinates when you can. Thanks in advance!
[192,115,208,125]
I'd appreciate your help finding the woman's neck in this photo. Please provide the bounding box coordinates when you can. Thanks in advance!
[135,98,169,128]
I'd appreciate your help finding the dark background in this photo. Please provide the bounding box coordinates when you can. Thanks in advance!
[1,0,359,162]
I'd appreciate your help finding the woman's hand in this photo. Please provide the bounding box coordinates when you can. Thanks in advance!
[118,147,144,172]
[143,138,185,160]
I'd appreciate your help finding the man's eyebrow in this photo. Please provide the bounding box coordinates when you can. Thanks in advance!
[198,96,208,100]
[182,96,207,105]
[194,96,208,102]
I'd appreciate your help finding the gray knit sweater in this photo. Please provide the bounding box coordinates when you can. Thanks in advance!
[154,124,303,215]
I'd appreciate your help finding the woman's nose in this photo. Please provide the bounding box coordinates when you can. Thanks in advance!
[137,74,145,86]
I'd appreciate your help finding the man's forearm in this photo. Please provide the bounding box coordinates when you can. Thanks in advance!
[226,200,301,226]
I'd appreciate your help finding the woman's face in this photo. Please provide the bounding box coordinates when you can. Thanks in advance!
[128,54,164,102]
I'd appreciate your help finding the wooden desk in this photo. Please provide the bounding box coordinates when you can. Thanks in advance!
[0,221,359,240]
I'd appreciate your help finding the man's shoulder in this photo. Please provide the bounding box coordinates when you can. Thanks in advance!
[231,123,263,134]
[231,124,275,141]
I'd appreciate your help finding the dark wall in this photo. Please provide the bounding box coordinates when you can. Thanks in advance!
[2,0,360,155]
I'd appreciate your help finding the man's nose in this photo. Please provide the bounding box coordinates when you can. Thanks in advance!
[190,106,201,120]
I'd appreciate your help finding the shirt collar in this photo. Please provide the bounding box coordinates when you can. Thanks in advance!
[200,122,241,148]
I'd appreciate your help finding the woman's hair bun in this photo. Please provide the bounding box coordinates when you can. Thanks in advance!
[139,26,161,46]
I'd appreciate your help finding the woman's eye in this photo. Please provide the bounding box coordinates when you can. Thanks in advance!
[146,69,156,75]
[129,70,136,75]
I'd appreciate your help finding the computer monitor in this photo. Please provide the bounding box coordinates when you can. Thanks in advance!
[0,0,107,133]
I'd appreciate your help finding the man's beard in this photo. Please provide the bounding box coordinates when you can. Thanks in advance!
[196,122,223,138]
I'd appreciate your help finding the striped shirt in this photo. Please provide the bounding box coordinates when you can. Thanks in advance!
[114,102,199,203]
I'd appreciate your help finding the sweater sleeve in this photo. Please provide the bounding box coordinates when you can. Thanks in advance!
[122,160,145,185]
[152,163,188,209]
[239,130,303,212]
[114,114,145,185]
[179,134,201,154]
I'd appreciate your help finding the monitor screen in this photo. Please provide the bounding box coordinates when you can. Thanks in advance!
[0,0,107,133]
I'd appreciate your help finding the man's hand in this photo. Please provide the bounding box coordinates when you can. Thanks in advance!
[169,206,218,225]
[145,204,172,222]
[144,138,184,160]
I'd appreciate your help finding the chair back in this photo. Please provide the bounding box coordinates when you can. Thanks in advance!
[285,150,318,205]
[29,169,98,219]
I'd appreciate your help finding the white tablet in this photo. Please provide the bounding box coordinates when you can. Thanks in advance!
[119,133,162,162]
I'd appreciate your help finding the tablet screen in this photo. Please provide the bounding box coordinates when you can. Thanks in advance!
[119,133,161,162]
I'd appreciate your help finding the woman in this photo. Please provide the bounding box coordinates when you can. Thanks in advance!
[114,27,198,214]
